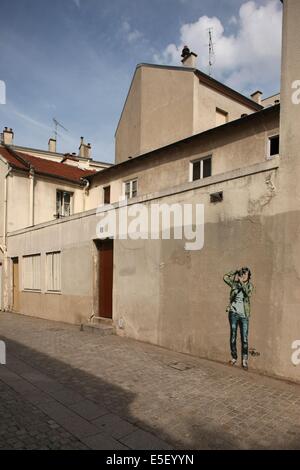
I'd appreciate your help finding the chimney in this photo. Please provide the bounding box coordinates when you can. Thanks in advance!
[1,127,14,145]
[181,46,198,68]
[48,137,57,153]
[251,90,263,105]
[79,137,92,159]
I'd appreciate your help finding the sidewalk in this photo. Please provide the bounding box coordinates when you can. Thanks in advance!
[0,312,300,450]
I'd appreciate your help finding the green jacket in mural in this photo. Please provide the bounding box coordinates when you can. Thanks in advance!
[223,271,254,318]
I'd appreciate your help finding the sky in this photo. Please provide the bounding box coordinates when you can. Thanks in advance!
[0,0,283,163]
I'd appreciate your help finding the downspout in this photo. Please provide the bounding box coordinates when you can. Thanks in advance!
[0,165,12,311]
[29,166,35,226]
[82,178,90,212]
[2,165,12,251]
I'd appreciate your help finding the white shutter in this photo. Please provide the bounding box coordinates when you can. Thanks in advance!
[46,252,61,292]
[23,255,41,290]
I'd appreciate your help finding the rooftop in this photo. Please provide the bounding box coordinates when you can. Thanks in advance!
[0,146,97,185]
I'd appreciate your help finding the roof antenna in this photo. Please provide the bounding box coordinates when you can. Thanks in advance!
[207,28,215,77]
[52,118,68,147]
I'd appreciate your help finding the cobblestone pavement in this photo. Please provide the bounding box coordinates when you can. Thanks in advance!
[1,313,300,450]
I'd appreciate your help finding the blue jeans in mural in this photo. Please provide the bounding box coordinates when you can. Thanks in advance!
[229,311,249,360]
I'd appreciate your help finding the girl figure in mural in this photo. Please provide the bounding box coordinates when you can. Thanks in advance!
[223,268,253,370]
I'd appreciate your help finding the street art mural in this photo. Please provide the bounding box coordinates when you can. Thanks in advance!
[223,268,254,370]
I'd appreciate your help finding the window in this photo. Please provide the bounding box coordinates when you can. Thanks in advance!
[210,191,223,203]
[56,190,73,218]
[124,179,138,199]
[103,186,111,204]
[216,108,228,127]
[190,157,212,182]
[268,135,280,158]
[23,255,41,291]
[46,252,61,292]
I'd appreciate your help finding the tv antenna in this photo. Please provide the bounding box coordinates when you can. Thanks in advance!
[53,118,68,143]
[208,28,215,76]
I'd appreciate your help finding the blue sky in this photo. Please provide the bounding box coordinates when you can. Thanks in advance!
[0,0,282,163]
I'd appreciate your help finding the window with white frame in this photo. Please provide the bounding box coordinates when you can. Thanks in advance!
[23,254,41,291]
[56,190,73,218]
[46,252,61,292]
[190,156,212,182]
[124,179,138,199]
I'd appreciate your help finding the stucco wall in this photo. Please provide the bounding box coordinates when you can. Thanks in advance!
[194,76,256,134]
[6,172,85,232]
[113,167,285,378]
[115,67,142,164]
[262,93,280,108]
[270,0,300,382]
[33,177,84,225]
[7,215,97,324]
[115,65,259,164]
[139,67,195,158]
[7,172,30,232]
[90,109,279,207]
[8,158,299,383]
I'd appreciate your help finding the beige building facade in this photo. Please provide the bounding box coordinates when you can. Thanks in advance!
[115,63,262,164]
[2,0,300,384]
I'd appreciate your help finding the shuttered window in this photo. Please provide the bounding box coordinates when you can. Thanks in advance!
[46,252,61,292]
[23,255,41,291]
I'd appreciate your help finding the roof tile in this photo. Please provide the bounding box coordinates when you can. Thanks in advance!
[0,147,96,184]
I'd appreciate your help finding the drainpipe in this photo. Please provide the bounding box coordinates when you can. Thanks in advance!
[1,165,12,311]
[29,167,35,226]
[82,178,90,212]
[2,165,11,250]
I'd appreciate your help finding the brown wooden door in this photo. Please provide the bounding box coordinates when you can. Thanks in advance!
[12,258,20,312]
[99,239,113,319]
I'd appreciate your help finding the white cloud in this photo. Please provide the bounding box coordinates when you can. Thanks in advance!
[122,20,143,44]
[155,0,282,93]
[72,0,80,8]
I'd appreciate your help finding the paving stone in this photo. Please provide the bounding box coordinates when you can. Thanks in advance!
[37,401,99,439]
[47,388,84,406]
[92,413,138,439]
[120,429,173,450]
[70,400,109,421]
[1,312,300,450]
[81,432,128,450]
